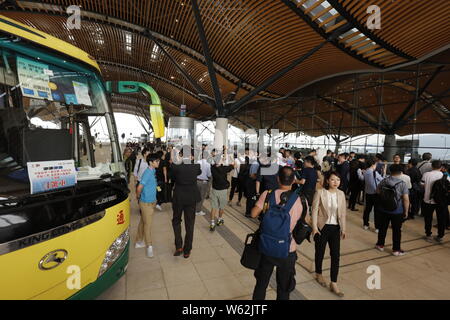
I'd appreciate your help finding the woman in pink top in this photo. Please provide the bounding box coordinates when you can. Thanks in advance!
[250,166,302,300]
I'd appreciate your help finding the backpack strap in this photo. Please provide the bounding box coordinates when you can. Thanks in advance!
[262,190,273,213]
[137,158,143,174]
[299,195,309,222]
[373,170,378,187]
[283,192,299,212]
[267,189,278,207]
[417,162,426,170]
[381,180,402,189]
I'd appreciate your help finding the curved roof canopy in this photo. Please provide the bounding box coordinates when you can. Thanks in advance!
[0,0,449,136]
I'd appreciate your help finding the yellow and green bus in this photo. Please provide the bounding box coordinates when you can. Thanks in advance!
[0,15,130,300]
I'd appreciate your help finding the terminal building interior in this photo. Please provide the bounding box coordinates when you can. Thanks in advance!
[0,0,449,300]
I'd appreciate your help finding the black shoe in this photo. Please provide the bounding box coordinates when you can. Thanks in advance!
[245,214,251,218]
[173,248,183,256]
[433,236,443,244]
[183,250,191,258]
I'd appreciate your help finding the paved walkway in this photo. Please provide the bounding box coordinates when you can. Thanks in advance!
[98,180,450,300]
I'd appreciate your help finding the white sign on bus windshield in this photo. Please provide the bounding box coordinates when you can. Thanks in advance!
[27,160,77,194]
[17,56,53,101]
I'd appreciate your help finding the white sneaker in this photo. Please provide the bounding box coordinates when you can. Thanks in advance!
[146,246,154,258]
[392,250,406,257]
[135,241,145,249]
[156,204,162,211]
[196,211,206,216]
[363,225,369,230]
[375,229,379,234]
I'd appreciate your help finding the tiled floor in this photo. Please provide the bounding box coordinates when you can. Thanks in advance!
[98,180,450,300]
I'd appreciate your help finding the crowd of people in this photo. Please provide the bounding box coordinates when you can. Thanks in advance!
[124,142,450,300]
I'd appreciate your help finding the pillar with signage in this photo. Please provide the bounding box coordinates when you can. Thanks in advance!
[214,117,228,155]
[167,116,195,147]
[383,134,397,162]
[180,104,186,117]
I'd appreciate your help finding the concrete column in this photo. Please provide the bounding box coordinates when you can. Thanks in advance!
[383,134,397,162]
[214,117,228,154]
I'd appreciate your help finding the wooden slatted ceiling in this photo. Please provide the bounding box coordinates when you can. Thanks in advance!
[290,0,410,67]
[340,0,450,59]
[4,9,264,103]
[4,12,216,97]
[237,69,450,136]
[268,42,375,95]
[11,0,377,95]
[1,0,448,136]
[204,0,325,87]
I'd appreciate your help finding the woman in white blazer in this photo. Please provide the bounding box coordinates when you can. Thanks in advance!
[312,171,347,297]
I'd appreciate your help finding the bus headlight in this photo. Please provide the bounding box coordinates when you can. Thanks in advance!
[98,228,129,277]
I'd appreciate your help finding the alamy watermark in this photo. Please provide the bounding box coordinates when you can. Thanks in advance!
[366,265,381,290]
[367,5,381,30]
[66,5,81,30]
[170,125,281,175]
[66,265,81,290]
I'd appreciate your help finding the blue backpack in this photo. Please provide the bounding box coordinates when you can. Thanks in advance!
[259,190,297,259]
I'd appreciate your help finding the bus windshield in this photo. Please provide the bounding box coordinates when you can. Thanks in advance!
[0,47,123,198]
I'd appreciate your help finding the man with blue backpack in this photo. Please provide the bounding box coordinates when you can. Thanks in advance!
[250,166,302,300]
[375,164,410,256]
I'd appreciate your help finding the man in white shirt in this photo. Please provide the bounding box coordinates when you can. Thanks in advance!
[134,148,150,187]
[397,171,412,190]
[359,157,383,231]
[228,156,242,206]
[421,160,445,243]
[417,153,433,176]
[196,153,212,216]
[396,171,411,223]
[277,148,287,166]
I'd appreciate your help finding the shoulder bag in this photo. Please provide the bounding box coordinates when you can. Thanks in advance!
[292,193,313,245]
[240,190,272,270]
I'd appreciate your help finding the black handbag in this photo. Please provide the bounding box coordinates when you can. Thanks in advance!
[240,190,273,270]
[292,195,312,245]
[240,232,261,270]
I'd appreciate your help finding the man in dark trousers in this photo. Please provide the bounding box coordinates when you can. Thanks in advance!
[244,158,260,218]
[406,158,422,220]
[336,153,350,193]
[298,156,318,206]
[251,166,302,300]
[375,164,409,256]
[170,147,201,258]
